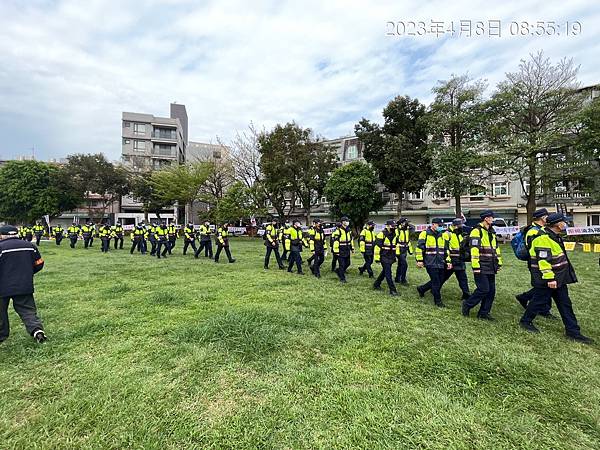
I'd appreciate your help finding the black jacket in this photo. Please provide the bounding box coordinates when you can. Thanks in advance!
[0,237,44,297]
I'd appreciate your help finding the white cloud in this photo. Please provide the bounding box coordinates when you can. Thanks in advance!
[0,0,598,160]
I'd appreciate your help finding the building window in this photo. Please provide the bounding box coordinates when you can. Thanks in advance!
[432,190,450,199]
[321,196,327,204]
[492,182,509,197]
[346,144,358,160]
[153,128,177,139]
[123,121,130,128]
[133,140,146,151]
[588,214,600,226]
[408,190,424,201]
[133,123,146,135]
[469,185,486,201]
[295,198,302,207]
[523,180,543,195]
[123,139,131,145]
[212,150,221,159]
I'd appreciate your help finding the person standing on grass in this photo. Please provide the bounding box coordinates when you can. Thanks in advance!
[358,220,376,278]
[373,220,399,296]
[67,222,80,248]
[81,221,93,248]
[515,208,556,319]
[415,218,450,308]
[155,222,169,259]
[0,225,47,344]
[394,218,413,285]
[308,219,327,278]
[462,210,502,320]
[32,221,45,246]
[182,222,198,256]
[112,222,124,250]
[52,224,64,246]
[99,223,113,253]
[167,222,178,254]
[263,219,285,270]
[280,220,291,262]
[130,223,147,255]
[195,220,214,259]
[285,220,305,274]
[519,213,593,344]
[214,222,236,263]
[332,217,354,283]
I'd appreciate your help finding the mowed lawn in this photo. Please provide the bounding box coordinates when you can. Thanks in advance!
[1,238,600,449]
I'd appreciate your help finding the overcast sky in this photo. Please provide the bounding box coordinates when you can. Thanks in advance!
[0,0,598,161]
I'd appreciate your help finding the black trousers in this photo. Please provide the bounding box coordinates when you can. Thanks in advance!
[55,234,63,245]
[196,240,213,258]
[331,253,338,271]
[264,245,283,268]
[149,238,157,256]
[35,234,42,246]
[156,241,169,258]
[89,236,94,246]
[422,268,470,298]
[83,236,92,248]
[336,255,350,281]
[395,252,409,282]
[464,273,496,317]
[518,287,552,315]
[281,249,288,261]
[0,294,44,341]
[168,237,176,253]
[374,261,397,293]
[311,252,325,276]
[287,250,303,273]
[69,236,78,248]
[420,267,445,304]
[359,253,374,276]
[101,238,110,253]
[521,285,581,336]
[130,239,145,254]
[215,244,233,262]
[183,239,197,255]
[113,235,124,249]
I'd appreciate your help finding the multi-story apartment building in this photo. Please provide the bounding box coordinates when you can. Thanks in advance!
[275,134,599,227]
[121,103,187,172]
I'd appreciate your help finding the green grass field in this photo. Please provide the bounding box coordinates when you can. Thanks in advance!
[1,238,600,449]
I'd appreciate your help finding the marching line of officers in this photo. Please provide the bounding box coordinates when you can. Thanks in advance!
[13,207,593,345]
[25,220,237,263]
[263,209,592,344]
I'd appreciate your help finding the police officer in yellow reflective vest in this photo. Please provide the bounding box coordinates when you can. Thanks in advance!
[519,213,593,344]
[148,222,158,256]
[33,221,45,246]
[67,223,80,248]
[51,224,64,245]
[462,210,502,320]
[183,222,197,255]
[395,218,413,285]
[167,223,177,254]
[373,220,399,296]
[195,220,214,259]
[81,222,94,248]
[215,222,236,263]
[112,222,124,249]
[280,221,291,262]
[515,208,555,318]
[332,217,354,283]
[415,218,451,308]
[98,223,112,253]
[330,222,340,272]
[155,222,169,258]
[308,219,327,278]
[20,225,33,242]
[444,219,470,299]
[358,220,376,278]
[285,220,305,274]
[264,219,284,270]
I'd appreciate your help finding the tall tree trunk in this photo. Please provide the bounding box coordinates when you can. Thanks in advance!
[526,159,537,224]
[396,189,404,218]
[454,193,462,217]
[305,206,311,226]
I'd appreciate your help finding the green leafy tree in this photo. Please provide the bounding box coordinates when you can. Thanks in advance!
[355,95,431,216]
[570,96,600,203]
[129,172,170,222]
[64,153,130,220]
[324,162,385,234]
[150,162,212,222]
[0,160,82,224]
[483,52,583,222]
[213,181,259,224]
[427,74,487,216]
[259,122,337,224]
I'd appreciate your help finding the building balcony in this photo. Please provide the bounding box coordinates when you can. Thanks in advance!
[151,147,177,158]
[151,132,178,142]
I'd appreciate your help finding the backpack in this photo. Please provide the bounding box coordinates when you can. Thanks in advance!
[511,225,533,261]
[459,232,472,262]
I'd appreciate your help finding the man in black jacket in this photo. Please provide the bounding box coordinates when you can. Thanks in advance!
[0,225,47,344]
